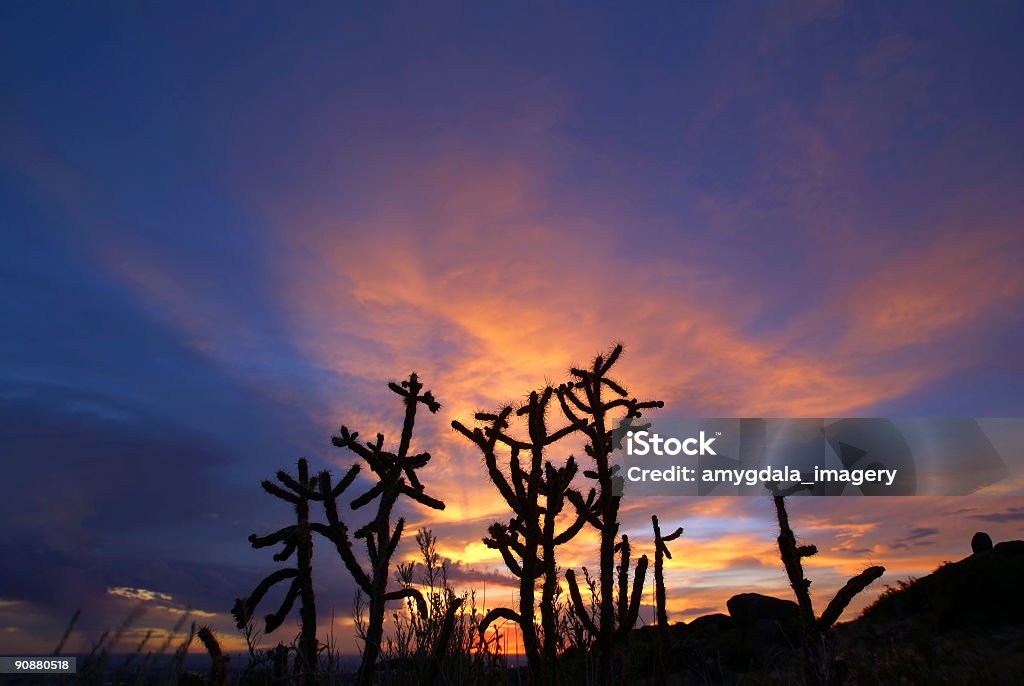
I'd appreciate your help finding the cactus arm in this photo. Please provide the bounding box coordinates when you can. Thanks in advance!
[615,536,631,627]
[618,554,649,638]
[265,575,303,632]
[380,518,405,567]
[231,568,298,629]
[383,587,427,618]
[275,470,318,500]
[565,569,599,637]
[663,526,684,543]
[328,464,360,499]
[248,526,296,549]
[331,427,372,460]
[545,420,584,444]
[403,451,431,470]
[600,344,623,373]
[489,431,533,451]
[422,597,463,685]
[553,489,593,545]
[316,487,371,591]
[555,387,588,432]
[350,482,386,510]
[453,418,521,510]
[566,488,602,529]
[484,535,523,577]
[478,607,523,636]
[401,484,445,510]
[562,386,594,416]
[817,565,884,632]
[271,540,298,562]
[260,480,300,505]
[601,376,628,397]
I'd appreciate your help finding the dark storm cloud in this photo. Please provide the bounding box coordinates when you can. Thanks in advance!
[0,228,373,647]
[431,561,518,589]
[1,385,239,533]
[889,527,940,551]
[967,507,1024,524]
[0,531,259,617]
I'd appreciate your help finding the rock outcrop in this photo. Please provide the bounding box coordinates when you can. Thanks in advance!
[971,530,993,553]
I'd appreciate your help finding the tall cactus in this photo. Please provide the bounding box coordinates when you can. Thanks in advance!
[565,535,647,650]
[559,344,663,685]
[316,373,445,686]
[232,458,337,684]
[540,455,593,670]
[453,387,589,684]
[614,535,649,633]
[772,490,884,686]
[651,515,683,628]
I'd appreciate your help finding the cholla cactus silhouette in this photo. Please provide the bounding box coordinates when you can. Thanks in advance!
[651,515,683,627]
[771,488,884,686]
[613,535,648,633]
[318,373,446,686]
[565,534,647,663]
[559,344,663,685]
[453,387,590,683]
[540,455,593,667]
[232,458,336,684]
[196,626,228,686]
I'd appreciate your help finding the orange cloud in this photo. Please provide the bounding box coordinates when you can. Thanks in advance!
[841,228,1023,354]
[267,152,942,432]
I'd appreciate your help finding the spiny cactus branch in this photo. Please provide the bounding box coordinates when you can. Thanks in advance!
[773,494,885,686]
[231,568,298,629]
[817,565,885,632]
[479,607,524,636]
[456,386,586,684]
[560,344,663,686]
[237,457,331,685]
[652,515,684,628]
[383,587,428,618]
[565,568,599,636]
[264,575,302,631]
[423,596,464,686]
[325,373,446,686]
[617,554,648,640]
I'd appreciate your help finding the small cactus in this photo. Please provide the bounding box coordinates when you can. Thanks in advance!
[652,515,683,628]
[197,626,228,686]
[559,344,662,685]
[772,490,884,686]
[453,386,590,684]
[319,373,445,686]
[233,457,336,684]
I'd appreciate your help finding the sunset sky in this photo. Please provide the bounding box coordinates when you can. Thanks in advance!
[2,1,1023,657]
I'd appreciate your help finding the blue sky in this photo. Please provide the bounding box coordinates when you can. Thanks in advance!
[2,1,1023,654]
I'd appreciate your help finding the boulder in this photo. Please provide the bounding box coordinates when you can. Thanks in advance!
[725,594,802,666]
[686,612,735,635]
[932,538,1024,630]
[727,593,799,628]
[678,614,744,674]
[972,531,993,553]
[993,539,1024,556]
